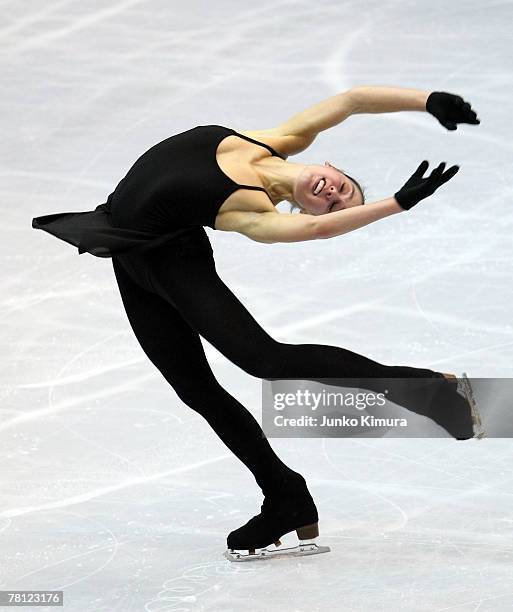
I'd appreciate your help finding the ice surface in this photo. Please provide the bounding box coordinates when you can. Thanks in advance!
[2,0,513,610]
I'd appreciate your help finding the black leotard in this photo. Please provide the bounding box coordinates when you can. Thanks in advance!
[31,125,286,257]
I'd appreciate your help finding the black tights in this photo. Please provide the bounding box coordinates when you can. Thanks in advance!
[111,230,460,497]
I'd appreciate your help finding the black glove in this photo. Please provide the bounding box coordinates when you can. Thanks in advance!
[394,160,460,210]
[426,91,480,131]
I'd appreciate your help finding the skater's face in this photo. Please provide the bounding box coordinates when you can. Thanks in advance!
[293,162,364,215]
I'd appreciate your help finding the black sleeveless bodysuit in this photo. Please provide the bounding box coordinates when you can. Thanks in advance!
[31,125,286,257]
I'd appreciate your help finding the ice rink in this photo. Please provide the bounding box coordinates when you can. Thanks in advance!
[2,0,513,610]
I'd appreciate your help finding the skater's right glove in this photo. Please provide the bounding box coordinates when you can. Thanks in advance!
[394,160,460,211]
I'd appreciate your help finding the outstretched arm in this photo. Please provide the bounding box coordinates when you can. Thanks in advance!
[239,87,478,158]
[215,200,402,243]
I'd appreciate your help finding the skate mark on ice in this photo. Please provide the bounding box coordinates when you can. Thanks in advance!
[0,454,232,519]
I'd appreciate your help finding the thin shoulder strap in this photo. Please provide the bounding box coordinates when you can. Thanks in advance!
[235,184,268,193]
[230,129,287,160]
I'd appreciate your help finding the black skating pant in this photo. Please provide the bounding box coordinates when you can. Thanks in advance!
[111,228,470,498]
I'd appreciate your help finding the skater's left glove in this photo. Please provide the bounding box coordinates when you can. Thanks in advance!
[426,92,480,131]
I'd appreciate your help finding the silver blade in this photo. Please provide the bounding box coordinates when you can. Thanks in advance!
[223,541,331,562]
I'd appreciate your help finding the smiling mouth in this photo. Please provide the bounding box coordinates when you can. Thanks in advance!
[312,177,346,199]
[313,178,326,195]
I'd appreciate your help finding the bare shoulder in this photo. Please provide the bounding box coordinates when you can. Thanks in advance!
[236,127,315,158]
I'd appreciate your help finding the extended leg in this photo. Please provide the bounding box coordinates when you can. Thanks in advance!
[144,248,472,437]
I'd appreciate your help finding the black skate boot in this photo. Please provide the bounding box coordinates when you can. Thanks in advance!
[224,470,330,562]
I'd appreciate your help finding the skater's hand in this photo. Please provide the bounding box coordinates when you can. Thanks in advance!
[394,161,460,211]
[426,91,480,131]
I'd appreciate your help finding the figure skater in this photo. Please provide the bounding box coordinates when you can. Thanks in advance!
[32,85,480,559]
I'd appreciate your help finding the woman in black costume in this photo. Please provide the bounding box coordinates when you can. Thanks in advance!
[32,85,480,557]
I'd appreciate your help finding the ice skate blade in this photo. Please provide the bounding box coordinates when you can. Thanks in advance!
[457,373,487,439]
[223,540,331,562]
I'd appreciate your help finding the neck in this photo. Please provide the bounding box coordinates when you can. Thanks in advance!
[253,157,306,206]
